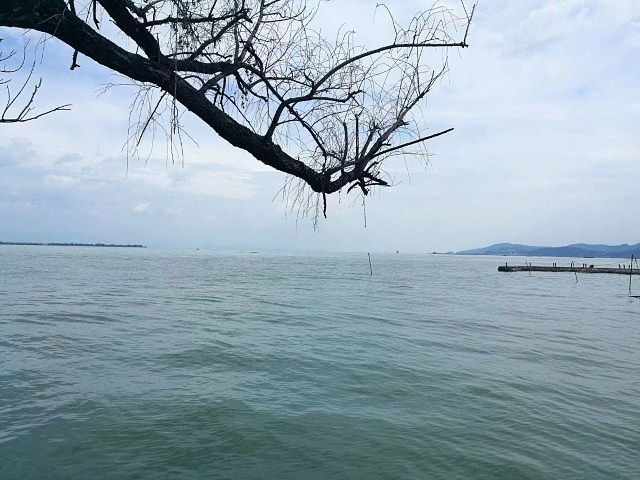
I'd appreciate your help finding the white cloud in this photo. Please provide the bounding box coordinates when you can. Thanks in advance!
[132,201,151,213]
[176,170,256,200]
[43,173,78,189]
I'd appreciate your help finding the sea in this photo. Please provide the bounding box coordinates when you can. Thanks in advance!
[0,246,638,479]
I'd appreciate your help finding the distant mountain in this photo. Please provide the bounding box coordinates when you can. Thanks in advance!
[456,242,640,258]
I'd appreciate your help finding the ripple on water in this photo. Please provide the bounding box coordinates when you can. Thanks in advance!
[0,250,639,479]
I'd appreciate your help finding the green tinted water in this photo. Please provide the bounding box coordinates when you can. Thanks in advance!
[1,247,638,479]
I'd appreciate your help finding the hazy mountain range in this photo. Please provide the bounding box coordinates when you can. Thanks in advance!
[456,243,640,258]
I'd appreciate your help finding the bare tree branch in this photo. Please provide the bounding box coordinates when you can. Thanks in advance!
[0,38,71,123]
[0,0,475,216]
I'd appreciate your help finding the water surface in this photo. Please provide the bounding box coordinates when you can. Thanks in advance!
[1,247,638,479]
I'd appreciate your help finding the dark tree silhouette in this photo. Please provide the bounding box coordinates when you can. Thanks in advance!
[0,0,474,216]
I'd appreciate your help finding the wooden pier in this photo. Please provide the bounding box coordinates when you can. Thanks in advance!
[498,265,640,275]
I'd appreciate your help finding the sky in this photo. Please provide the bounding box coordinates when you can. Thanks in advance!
[1,0,639,252]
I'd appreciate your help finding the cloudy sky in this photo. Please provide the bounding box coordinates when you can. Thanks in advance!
[1,0,639,252]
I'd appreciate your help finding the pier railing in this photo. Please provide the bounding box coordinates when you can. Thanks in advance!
[498,265,640,275]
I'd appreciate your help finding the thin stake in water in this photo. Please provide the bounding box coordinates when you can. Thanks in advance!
[368,252,373,276]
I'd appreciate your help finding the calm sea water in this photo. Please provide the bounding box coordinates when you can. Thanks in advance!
[0,247,638,479]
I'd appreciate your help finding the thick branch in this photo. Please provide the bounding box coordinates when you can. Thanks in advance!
[0,0,326,190]
[0,0,475,202]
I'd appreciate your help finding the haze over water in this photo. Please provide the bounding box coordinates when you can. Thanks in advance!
[1,247,638,479]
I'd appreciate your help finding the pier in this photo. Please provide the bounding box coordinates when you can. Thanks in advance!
[498,265,640,275]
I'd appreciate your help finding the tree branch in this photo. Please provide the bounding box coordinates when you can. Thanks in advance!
[0,0,476,209]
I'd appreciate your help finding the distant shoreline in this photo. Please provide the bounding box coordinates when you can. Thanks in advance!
[456,242,639,259]
[0,241,146,248]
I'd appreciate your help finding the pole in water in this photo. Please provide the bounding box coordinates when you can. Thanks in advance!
[629,254,634,293]
[368,252,373,276]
